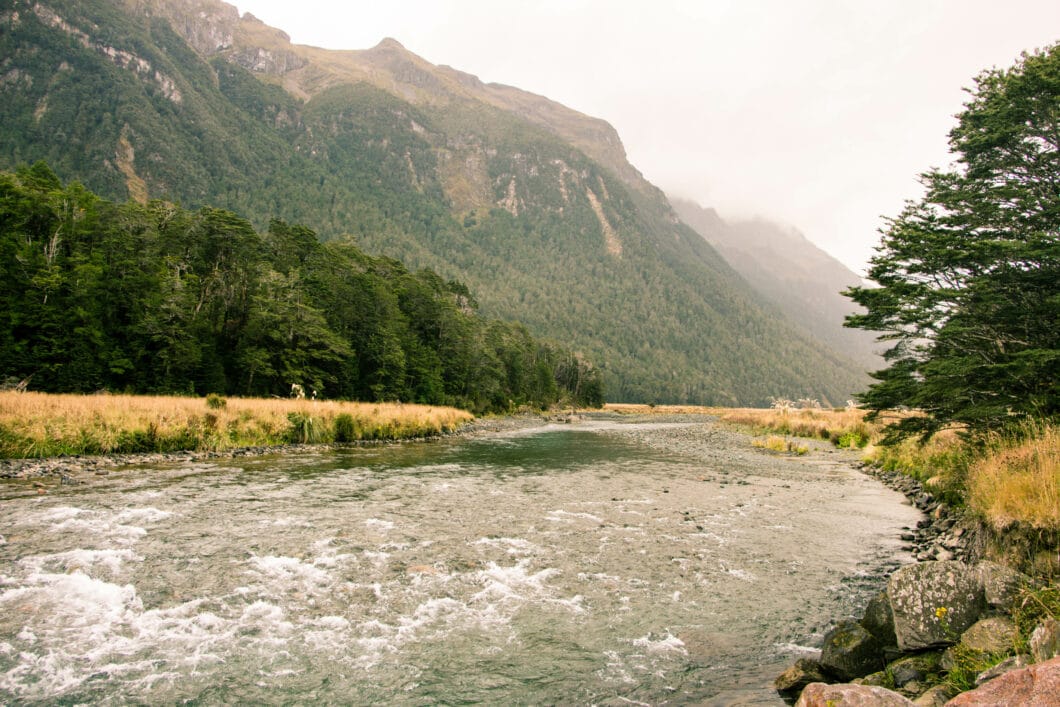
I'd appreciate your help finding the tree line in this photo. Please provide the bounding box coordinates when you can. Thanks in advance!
[0,163,603,412]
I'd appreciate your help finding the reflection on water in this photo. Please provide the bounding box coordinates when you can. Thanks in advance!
[0,419,920,704]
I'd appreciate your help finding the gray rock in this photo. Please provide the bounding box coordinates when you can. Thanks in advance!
[1030,618,1060,662]
[975,561,1028,612]
[887,561,984,651]
[912,684,957,706]
[820,619,885,681]
[975,655,1030,686]
[887,652,941,688]
[775,658,828,699]
[795,682,916,706]
[862,590,898,647]
[960,616,1017,655]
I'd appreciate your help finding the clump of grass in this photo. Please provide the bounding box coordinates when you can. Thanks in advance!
[967,425,1060,532]
[752,435,808,455]
[205,393,227,410]
[944,645,1013,693]
[333,413,357,443]
[0,391,474,458]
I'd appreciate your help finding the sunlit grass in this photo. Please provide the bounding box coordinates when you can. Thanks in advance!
[751,435,808,455]
[604,403,720,415]
[968,424,1060,531]
[717,407,874,447]
[0,391,473,458]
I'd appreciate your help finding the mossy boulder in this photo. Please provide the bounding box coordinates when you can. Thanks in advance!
[820,619,885,681]
[774,658,828,699]
[887,652,942,689]
[959,617,1017,655]
[862,590,898,647]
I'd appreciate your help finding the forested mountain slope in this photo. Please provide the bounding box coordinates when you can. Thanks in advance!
[0,164,598,411]
[671,198,882,372]
[0,0,870,405]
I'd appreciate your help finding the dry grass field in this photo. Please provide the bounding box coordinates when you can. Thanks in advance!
[0,391,473,458]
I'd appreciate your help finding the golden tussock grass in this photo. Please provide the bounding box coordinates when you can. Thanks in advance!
[0,391,473,458]
[717,407,875,448]
[604,403,720,415]
[751,435,808,455]
[968,424,1060,531]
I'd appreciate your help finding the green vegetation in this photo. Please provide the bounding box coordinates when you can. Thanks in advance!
[845,43,1060,439]
[0,0,870,406]
[0,165,598,413]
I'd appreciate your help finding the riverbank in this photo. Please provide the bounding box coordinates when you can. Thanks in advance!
[0,391,474,470]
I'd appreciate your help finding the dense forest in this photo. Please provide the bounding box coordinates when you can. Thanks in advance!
[0,163,602,412]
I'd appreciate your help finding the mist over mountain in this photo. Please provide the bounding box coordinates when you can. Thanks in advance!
[670,198,882,372]
[0,0,872,405]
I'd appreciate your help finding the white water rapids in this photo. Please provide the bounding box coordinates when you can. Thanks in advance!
[0,418,921,704]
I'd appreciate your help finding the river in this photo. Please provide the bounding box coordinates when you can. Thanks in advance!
[0,417,921,705]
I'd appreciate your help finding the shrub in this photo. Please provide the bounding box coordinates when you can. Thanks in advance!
[333,413,357,443]
[205,393,227,410]
[286,412,323,444]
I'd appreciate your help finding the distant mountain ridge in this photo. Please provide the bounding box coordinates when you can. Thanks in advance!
[670,198,882,371]
[0,0,872,405]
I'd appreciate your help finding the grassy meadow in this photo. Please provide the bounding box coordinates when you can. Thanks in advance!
[0,391,473,459]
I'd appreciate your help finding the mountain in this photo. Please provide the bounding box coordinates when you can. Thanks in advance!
[0,0,871,405]
[670,198,882,371]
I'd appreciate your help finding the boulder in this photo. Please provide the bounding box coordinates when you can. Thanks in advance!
[820,619,885,681]
[974,561,1027,612]
[944,655,1060,705]
[913,684,957,706]
[887,652,941,689]
[959,616,1017,655]
[1030,618,1060,662]
[795,682,915,706]
[775,658,828,699]
[887,561,984,651]
[862,590,898,647]
[974,655,1030,686]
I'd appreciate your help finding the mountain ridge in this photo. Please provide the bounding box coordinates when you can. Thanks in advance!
[0,0,871,405]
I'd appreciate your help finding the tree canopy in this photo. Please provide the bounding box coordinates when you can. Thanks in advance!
[845,44,1060,438]
[0,164,601,413]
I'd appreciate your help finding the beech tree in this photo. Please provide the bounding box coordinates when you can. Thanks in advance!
[845,44,1060,438]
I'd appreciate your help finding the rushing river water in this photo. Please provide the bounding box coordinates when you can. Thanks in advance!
[0,417,921,705]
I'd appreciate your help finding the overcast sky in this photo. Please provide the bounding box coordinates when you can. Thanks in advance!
[232,0,1060,274]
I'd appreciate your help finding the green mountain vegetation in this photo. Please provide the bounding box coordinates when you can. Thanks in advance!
[671,198,882,372]
[0,163,601,412]
[0,0,872,405]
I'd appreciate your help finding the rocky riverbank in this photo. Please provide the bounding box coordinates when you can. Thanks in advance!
[776,461,1060,706]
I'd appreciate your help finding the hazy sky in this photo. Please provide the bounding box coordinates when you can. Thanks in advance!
[232,0,1060,273]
